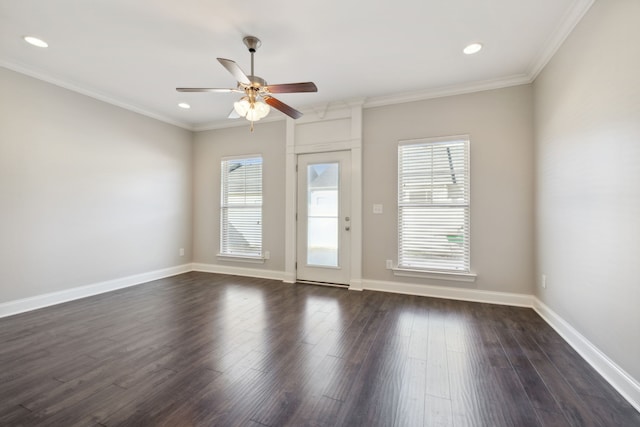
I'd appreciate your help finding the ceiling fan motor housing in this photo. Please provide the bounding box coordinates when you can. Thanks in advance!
[248,75,267,88]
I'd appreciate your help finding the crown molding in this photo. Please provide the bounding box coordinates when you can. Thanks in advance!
[192,111,284,132]
[193,97,367,131]
[0,61,193,131]
[2,0,594,133]
[527,0,595,81]
[363,74,531,109]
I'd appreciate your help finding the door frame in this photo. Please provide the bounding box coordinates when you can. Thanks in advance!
[283,103,363,290]
[296,150,352,285]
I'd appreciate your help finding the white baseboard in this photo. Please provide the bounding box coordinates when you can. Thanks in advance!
[361,279,534,307]
[533,298,640,413]
[1,265,637,412]
[362,279,639,410]
[349,278,364,291]
[191,262,285,282]
[0,264,192,318]
[282,271,296,284]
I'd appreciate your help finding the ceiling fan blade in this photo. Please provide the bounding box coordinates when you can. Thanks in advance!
[263,96,303,119]
[176,88,240,93]
[217,58,251,85]
[228,108,240,119]
[266,82,318,94]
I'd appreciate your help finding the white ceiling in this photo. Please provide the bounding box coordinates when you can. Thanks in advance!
[0,0,593,130]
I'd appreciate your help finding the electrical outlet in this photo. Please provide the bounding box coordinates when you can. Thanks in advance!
[542,274,546,289]
[386,260,393,270]
[179,248,185,257]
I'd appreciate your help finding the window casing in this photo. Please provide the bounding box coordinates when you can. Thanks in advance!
[220,156,263,257]
[398,136,470,272]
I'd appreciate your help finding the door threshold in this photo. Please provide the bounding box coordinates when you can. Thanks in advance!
[296,280,349,289]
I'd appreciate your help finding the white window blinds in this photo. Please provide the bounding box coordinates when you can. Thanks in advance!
[220,156,263,257]
[398,137,470,272]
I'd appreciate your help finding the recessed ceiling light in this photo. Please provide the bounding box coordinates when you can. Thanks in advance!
[23,36,48,48]
[463,43,483,55]
[178,103,191,109]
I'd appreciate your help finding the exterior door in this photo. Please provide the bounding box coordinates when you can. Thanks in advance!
[296,151,351,285]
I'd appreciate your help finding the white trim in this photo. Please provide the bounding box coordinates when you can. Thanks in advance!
[195,99,366,131]
[364,74,530,109]
[392,268,477,282]
[398,134,470,146]
[192,113,282,132]
[2,0,592,136]
[220,153,263,162]
[293,138,360,154]
[282,271,297,284]
[191,263,285,281]
[193,0,593,132]
[349,278,363,291]
[1,263,637,412]
[0,62,192,130]
[533,298,640,413]
[285,104,363,290]
[527,0,595,81]
[0,264,192,319]
[215,254,266,264]
[362,279,533,307]
[349,104,363,290]
[361,279,640,410]
[284,117,297,283]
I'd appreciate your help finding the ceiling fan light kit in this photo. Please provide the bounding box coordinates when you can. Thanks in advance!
[177,36,317,131]
[234,96,270,121]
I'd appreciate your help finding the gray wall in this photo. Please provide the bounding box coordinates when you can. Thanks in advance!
[364,85,535,294]
[0,67,193,303]
[191,86,535,297]
[534,0,640,381]
[193,122,286,272]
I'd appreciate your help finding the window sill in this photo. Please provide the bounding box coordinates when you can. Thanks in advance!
[216,254,266,264]
[392,267,477,282]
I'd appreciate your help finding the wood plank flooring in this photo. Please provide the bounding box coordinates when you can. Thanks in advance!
[0,272,638,426]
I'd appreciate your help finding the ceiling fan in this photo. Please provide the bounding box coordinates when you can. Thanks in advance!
[177,36,317,128]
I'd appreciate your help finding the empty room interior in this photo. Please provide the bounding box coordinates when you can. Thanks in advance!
[1,0,639,426]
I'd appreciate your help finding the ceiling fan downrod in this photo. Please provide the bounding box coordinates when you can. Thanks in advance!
[243,36,261,79]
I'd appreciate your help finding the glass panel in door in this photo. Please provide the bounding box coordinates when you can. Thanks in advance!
[306,163,339,267]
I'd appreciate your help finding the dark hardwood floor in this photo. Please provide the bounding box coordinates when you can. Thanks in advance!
[0,272,638,426]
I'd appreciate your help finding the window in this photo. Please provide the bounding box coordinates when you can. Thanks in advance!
[220,155,263,257]
[398,136,470,272]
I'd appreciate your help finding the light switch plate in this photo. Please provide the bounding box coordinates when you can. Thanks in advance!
[373,204,383,214]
